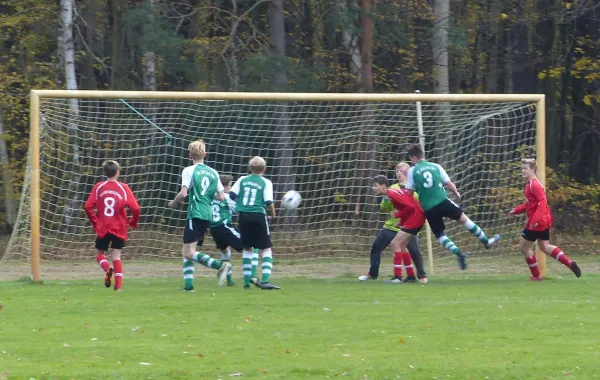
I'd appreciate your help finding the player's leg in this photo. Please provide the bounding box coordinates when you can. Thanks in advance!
[94,236,113,288]
[428,210,467,270]
[223,224,244,286]
[110,235,125,291]
[251,248,260,284]
[537,232,581,278]
[407,235,427,282]
[256,214,279,290]
[182,239,198,291]
[458,212,500,249]
[519,230,542,280]
[238,213,256,288]
[188,220,230,286]
[360,228,394,281]
[389,230,415,283]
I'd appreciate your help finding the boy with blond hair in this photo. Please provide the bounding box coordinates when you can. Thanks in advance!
[230,156,279,290]
[509,158,581,280]
[168,139,232,291]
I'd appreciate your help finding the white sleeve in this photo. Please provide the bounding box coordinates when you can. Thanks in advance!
[436,164,451,184]
[264,179,274,202]
[181,167,193,188]
[406,167,415,190]
[230,176,243,195]
[225,193,237,213]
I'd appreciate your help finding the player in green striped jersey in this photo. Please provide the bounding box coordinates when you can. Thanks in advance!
[168,139,232,291]
[406,144,500,270]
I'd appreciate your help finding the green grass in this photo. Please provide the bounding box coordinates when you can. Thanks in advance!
[1,275,599,379]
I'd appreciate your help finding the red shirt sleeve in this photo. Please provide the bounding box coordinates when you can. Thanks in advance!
[530,180,548,226]
[513,202,527,214]
[84,184,99,229]
[125,184,141,229]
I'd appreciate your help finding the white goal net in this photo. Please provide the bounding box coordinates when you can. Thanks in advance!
[2,95,538,273]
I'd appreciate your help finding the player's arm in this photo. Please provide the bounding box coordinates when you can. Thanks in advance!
[438,164,460,200]
[125,184,141,228]
[529,181,548,227]
[228,176,242,201]
[84,184,99,229]
[168,168,191,209]
[264,179,275,218]
[509,202,527,216]
[226,193,238,214]
[213,177,225,201]
[405,167,416,195]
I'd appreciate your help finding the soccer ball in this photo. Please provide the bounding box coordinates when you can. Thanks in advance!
[281,190,302,209]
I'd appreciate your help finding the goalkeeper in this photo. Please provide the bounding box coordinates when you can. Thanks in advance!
[358,163,427,283]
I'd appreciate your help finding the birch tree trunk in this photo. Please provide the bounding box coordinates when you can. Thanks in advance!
[142,0,157,91]
[60,0,81,229]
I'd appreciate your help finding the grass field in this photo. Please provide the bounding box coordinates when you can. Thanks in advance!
[1,272,599,379]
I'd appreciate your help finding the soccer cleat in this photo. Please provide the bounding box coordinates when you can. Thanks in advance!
[217,262,232,287]
[418,277,428,284]
[227,280,236,286]
[569,261,581,278]
[404,277,418,283]
[114,288,122,292]
[458,253,468,270]
[484,234,501,249]
[529,275,543,282]
[244,285,251,290]
[180,286,195,292]
[382,276,403,284]
[260,282,281,290]
[251,277,262,288]
[358,274,377,281]
[104,268,114,288]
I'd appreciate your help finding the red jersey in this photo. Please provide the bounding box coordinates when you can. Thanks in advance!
[386,187,426,230]
[512,177,553,231]
[84,180,141,240]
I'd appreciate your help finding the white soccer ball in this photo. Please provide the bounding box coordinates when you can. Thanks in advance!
[281,190,302,209]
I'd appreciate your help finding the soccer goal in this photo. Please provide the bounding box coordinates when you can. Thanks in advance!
[1,91,546,282]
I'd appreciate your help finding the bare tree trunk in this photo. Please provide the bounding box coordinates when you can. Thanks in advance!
[0,111,17,227]
[432,0,453,171]
[354,0,377,228]
[339,0,362,87]
[60,0,81,228]
[268,0,296,232]
[142,0,157,91]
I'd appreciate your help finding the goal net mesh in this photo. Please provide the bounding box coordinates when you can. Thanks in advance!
[2,98,537,273]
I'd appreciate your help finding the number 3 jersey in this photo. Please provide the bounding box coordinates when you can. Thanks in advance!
[231,174,274,215]
[84,180,141,240]
[406,160,451,211]
[181,163,224,221]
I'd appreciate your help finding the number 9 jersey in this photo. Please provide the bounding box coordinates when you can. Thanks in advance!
[182,163,224,221]
[84,180,141,240]
[406,160,451,211]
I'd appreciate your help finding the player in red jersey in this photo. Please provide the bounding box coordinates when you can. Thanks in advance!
[84,161,141,290]
[372,175,426,283]
[508,158,581,281]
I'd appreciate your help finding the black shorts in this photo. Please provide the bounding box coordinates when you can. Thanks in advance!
[95,233,125,251]
[183,218,210,244]
[238,212,272,250]
[425,198,463,237]
[401,226,423,235]
[522,228,550,242]
[210,223,243,252]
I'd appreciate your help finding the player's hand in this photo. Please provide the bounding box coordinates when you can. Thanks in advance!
[167,200,176,209]
[454,192,461,201]
[508,209,515,216]
[530,222,539,228]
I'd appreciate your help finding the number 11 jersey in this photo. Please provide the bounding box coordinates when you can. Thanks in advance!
[406,160,451,211]
[182,163,224,221]
[231,174,274,215]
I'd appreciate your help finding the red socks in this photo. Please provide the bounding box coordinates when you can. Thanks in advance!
[526,255,541,277]
[96,253,111,272]
[113,260,123,289]
[393,252,403,278]
[402,252,416,278]
[551,247,572,267]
